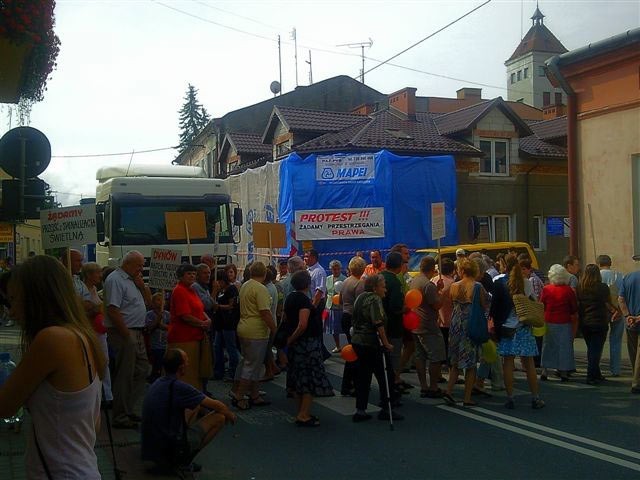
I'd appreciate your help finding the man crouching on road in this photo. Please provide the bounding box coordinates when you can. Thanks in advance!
[141,348,236,472]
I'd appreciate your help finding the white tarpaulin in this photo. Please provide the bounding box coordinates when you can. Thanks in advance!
[295,207,385,240]
[228,161,282,265]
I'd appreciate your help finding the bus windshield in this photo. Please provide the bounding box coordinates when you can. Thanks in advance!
[112,197,232,245]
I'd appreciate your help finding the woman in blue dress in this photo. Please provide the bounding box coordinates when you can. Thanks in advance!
[491,254,545,410]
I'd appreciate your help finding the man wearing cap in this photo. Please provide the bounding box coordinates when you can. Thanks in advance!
[618,255,640,394]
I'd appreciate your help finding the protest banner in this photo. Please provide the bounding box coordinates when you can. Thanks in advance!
[148,248,182,290]
[294,207,384,241]
[40,204,97,250]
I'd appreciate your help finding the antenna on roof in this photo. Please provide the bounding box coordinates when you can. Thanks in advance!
[337,38,373,84]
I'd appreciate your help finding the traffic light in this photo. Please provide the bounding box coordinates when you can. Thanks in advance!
[0,127,51,222]
[1,178,46,219]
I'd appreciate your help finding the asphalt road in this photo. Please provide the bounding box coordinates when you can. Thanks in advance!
[1,328,638,480]
[195,337,639,480]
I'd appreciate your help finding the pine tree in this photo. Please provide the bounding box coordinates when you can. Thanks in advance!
[177,84,210,153]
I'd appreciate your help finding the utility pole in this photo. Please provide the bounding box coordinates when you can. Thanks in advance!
[336,38,373,84]
[290,27,298,87]
[278,34,283,94]
[306,50,313,85]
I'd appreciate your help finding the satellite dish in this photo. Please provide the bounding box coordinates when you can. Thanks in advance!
[0,126,51,179]
[270,81,281,95]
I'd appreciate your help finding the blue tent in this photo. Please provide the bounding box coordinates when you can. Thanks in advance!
[278,150,458,267]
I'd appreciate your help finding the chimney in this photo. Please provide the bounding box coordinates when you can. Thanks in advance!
[388,87,417,119]
[456,87,482,100]
[351,103,376,116]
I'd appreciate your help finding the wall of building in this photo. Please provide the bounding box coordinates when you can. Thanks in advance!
[577,106,640,273]
[507,51,566,108]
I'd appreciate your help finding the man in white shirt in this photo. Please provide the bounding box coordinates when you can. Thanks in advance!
[304,249,326,308]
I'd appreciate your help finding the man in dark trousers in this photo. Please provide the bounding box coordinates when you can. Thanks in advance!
[141,349,236,472]
[381,252,408,402]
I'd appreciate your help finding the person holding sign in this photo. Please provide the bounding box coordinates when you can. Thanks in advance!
[168,264,213,392]
[104,250,152,429]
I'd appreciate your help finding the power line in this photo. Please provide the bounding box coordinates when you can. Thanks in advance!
[362,0,492,77]
[193,0,281,31]
[152,0,277,43]
[51,146,176,159]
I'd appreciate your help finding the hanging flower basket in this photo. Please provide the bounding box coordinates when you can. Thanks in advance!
[0,1,61,104]
[0,38,33,103]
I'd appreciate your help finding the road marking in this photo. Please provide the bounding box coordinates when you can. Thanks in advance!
[437,406,640,472]
[271,370,381,415]
[473,407,640,460]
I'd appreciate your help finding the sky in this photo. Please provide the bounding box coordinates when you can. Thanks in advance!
[1,0,638,206]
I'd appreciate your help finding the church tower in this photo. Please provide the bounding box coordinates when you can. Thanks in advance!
[505,4,568,108]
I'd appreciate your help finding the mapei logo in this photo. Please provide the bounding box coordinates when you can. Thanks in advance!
[321,168,334,179]
[336,167,368,178]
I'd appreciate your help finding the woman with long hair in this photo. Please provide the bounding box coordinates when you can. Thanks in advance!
[491,254,544,409]
[0,255,105,478]
[577,264,617,385]
[445,258,487,406]
[539,265,577,382]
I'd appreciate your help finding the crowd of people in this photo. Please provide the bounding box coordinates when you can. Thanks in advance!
[0,244,639,476]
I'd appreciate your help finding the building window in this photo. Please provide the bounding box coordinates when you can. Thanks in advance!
[532,216,546,251]
[517,70,522,81]
[543,91,551,106]
[555,92,563,106]
[524,67,529,79]
[510,73,515,84]
[538,65,546,76]
[479,139,509,176]
[227,161,238,174]
[477,215,514,242]
[275,139,291,157]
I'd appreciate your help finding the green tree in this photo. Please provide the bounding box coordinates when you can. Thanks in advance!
[177,84,210,153]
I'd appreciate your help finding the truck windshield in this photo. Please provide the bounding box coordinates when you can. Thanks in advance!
[112,198,232,245]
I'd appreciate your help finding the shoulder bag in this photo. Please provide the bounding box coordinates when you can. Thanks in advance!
[468,283,490,345]
[512,293,545,328]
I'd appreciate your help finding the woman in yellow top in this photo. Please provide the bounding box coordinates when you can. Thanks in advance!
[230,262,276,410]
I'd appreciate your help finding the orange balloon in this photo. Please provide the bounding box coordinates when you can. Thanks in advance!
[340,344,358,362]
[332,294,340,305]
[405,289,423,309]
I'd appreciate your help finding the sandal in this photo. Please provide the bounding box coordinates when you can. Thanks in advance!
[295,417,320,427]
[249,397,271,407]
[462,401,478,407]
[472,387,493,398]
[232,398,251,410]
[442,392,456,406]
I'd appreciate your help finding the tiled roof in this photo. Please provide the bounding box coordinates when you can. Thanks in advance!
[519,134,566,159]
[295,110,481,156]
[274,106,366,132]
[433,98,532,136]
[528,115,567,141]
[506,22,568,63]
[227,132,271,155]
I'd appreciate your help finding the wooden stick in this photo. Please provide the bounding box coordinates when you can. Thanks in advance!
[185,219,192,264]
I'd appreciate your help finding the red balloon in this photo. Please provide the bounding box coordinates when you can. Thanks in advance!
[405,289,423,309]
[341,344,358,362]
[403,311,420,331]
